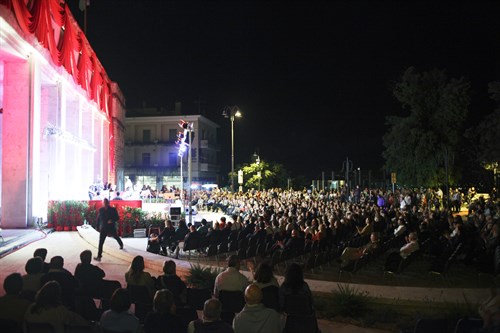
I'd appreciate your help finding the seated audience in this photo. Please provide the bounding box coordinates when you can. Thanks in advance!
[214,255,250,298]
[125,255,156,297]
[144,289,184,333]
[252,262,279,289]
[100,288,142,333]
[156,260,187,306]
[384,232,420,272]
[24,281,88,333]
[279,263,313,312]
[40,255,79,310]
[188,298,234,333]
[74,249,105,297]
[33,248,50,273]
[339,232,381,268]
[233,284,282,333]
[22,256,44,295]
[0,273,32,326]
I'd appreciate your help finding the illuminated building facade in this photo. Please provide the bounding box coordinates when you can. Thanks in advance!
[124,114,220,191]
[0,1,124,228]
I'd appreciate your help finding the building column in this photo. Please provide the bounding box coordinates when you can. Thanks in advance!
[2,58,32,228]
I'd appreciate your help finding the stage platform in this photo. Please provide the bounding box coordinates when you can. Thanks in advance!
[0,228,53,258]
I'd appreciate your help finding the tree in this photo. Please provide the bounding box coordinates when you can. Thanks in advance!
[383,67,470,187]
[238,159,290,190]
[466,82,500,190]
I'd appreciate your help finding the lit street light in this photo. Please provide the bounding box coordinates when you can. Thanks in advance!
[223,106,242,192]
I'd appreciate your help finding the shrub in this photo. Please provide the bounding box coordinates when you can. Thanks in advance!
[185,263,221,291]
[331,283,370,318]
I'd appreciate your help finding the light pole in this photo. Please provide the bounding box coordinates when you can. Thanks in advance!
[222,106,242,192]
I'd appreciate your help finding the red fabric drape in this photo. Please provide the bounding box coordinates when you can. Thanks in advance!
[59,4,80,79]
[4,0,116,180]
[6,0,112,118]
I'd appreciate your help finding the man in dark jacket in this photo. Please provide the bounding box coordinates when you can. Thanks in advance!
[95,198,123,261]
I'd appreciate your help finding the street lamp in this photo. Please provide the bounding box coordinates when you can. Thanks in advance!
[222,106,242,192]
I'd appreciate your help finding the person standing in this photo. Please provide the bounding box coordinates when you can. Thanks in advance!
[94,198,123,261]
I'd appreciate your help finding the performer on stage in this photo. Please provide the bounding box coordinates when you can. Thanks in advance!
[94,198,123,261]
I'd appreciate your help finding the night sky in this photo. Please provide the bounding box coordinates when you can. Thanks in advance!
[67,1,500,180]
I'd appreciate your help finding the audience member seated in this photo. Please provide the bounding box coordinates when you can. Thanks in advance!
[187,298,234,333]
[125,255,156,297]
[24,281,88,333]
[278,263,313,312]
[0,273,32,326]
[384,232,420,272]
[393,218,407,237]
[339,232,381,268]
[40,255,79,310]
[233,284,282,333]
[155,260,187,306]
[33,248,50,273]
[356,217,374,237]
[284,229,303,254]
[144,289,185,333]
[207,222,222,245]
[183,225,202,252]
[74,249,105,297]
[197,219,210,236]
[22,256,44,295]
[159,220,176,255]
[214,255,250,298]
[100,288,143,333]
[172,219,190,258]
[252,262,279,289]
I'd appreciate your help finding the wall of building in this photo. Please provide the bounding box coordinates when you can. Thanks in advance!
[0,2,124,227]
[124,115,220,191]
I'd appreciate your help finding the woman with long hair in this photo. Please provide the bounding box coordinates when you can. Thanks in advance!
[125,255,155,296]
[278,262,313,312]
[24,281,88,333]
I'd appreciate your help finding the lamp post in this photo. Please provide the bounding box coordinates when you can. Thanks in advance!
[222,106,242,192]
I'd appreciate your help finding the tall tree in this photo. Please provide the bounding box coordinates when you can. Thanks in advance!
[383,67,470,187]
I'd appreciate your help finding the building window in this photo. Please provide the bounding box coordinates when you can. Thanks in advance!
[143,129,151,143]
[142,153,151,166]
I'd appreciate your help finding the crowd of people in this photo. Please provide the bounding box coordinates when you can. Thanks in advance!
[0,245,318,333]
[1,185,499,332]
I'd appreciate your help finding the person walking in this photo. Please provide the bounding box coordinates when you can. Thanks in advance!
[94,198,123,261]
